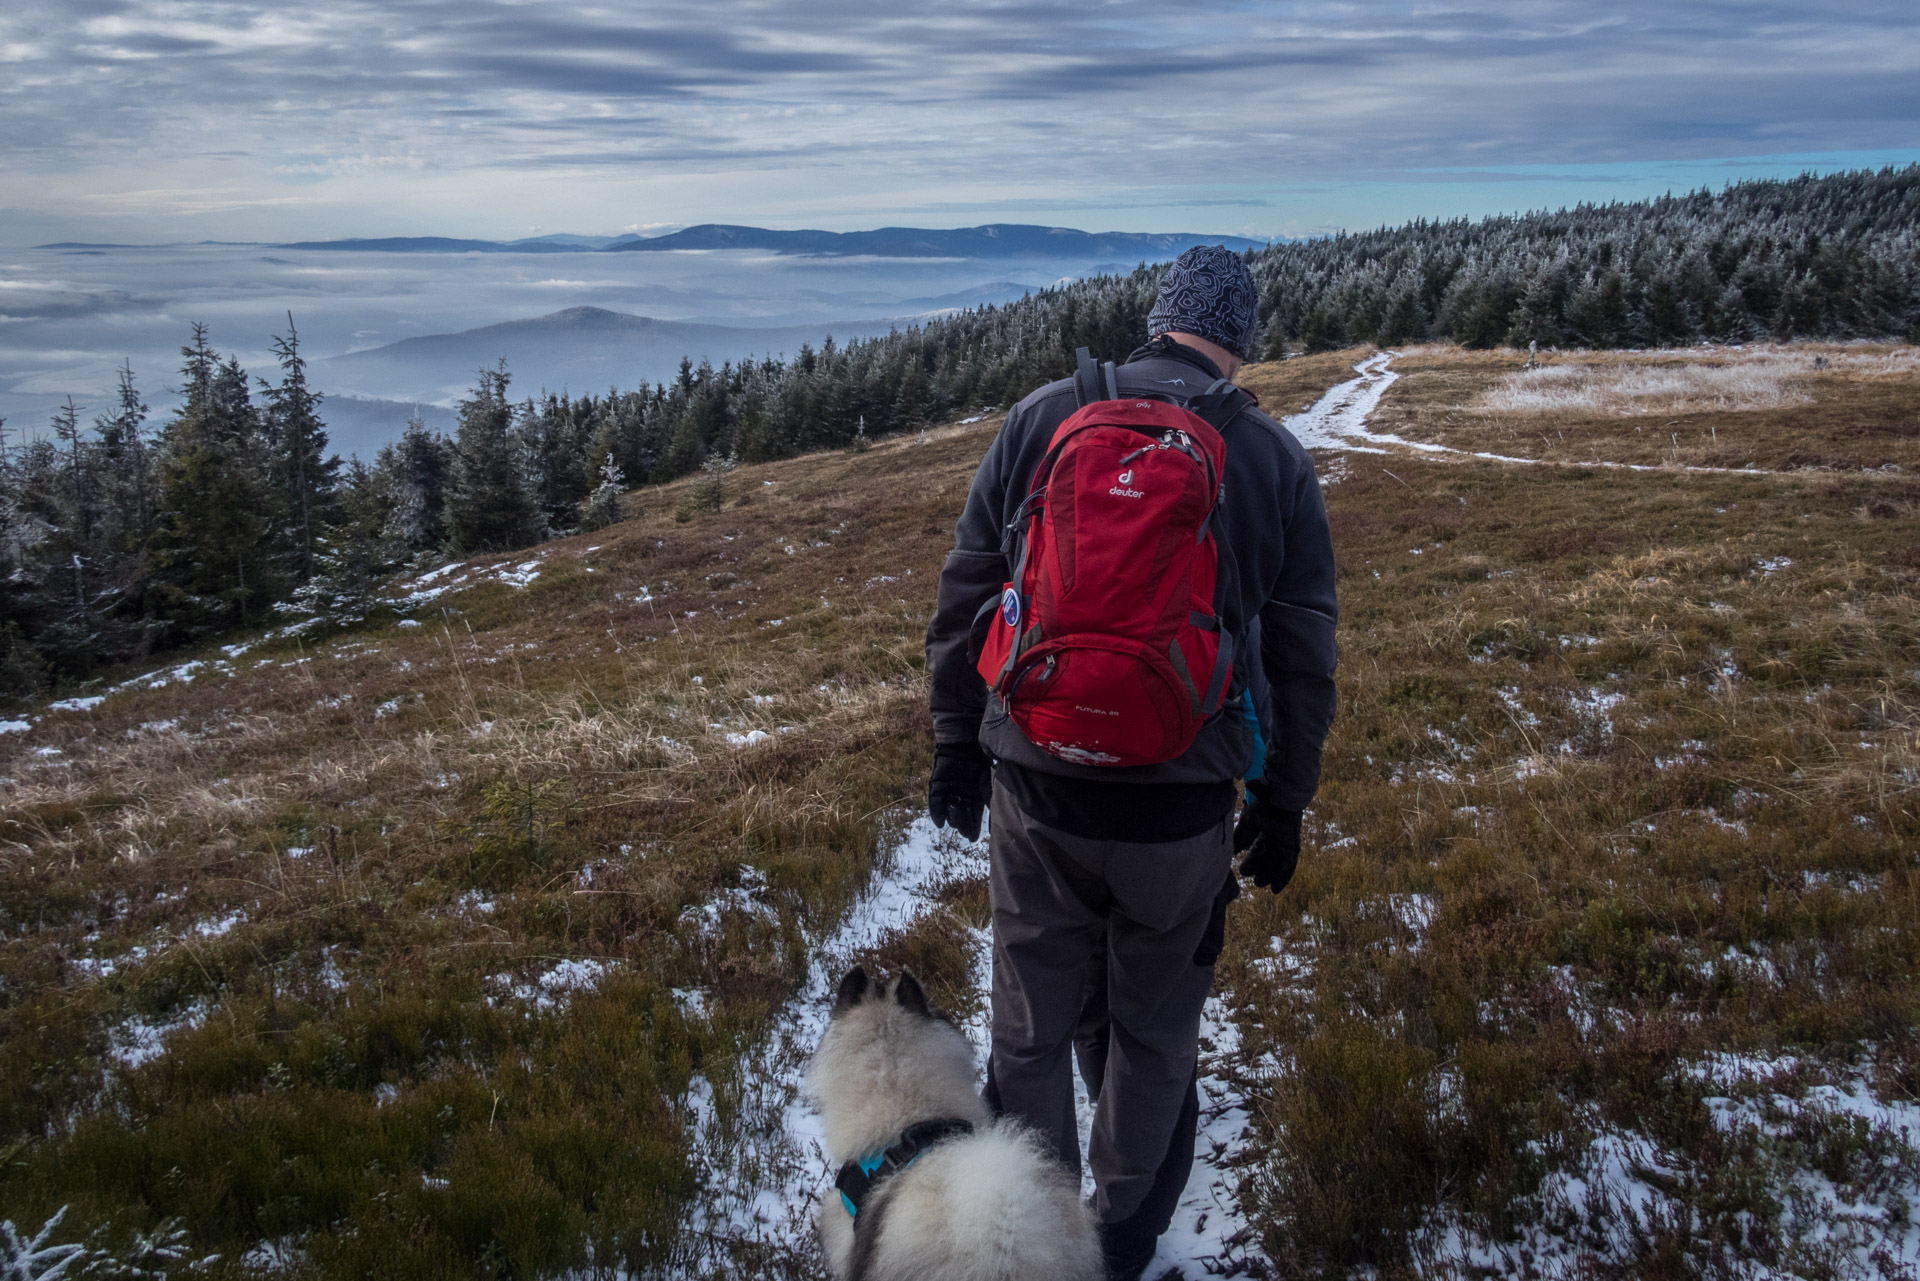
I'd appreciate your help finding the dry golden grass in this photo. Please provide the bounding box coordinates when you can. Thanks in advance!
[0,416,1036,1278]
[1217,344,1920,1278]
[1373,342,1920,473]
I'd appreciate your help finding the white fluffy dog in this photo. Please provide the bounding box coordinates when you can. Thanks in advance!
[805,966,1103,1281]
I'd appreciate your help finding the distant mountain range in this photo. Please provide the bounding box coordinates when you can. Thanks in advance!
[50,223,1269,260]
[600,224,1269,258]
[277,235,643,254]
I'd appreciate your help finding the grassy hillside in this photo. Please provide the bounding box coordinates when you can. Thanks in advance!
[1229,345,1920,1278]
[2,345,1916,1279]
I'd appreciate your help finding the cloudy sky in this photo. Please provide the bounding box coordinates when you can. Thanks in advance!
[1,0,1916,243]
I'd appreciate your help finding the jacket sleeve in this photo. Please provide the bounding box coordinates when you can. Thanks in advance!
[925,424,1015,746]
[1257,458,1339,811]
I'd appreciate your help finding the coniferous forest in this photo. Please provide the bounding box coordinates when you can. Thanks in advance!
[4,165,1917,694]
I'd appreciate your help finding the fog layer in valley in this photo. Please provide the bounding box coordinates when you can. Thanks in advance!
[0,242,1113,458]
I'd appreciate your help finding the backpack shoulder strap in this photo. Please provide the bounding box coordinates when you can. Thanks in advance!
[1074,347,1119,408]
[1187,377,1255,433]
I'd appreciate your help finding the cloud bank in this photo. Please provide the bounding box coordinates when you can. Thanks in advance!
[0,0,1916,239]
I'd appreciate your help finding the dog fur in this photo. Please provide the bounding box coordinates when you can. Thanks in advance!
[805,966,1104,1281]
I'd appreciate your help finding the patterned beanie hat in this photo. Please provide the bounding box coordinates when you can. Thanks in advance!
[1147,245,1260,361]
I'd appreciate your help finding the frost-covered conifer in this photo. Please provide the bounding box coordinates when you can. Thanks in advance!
[578,452,626,532]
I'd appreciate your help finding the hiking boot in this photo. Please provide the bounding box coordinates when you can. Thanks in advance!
[1099,1219,1158,1281]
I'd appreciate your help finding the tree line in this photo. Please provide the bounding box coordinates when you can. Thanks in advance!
[4,165,1916,695]
[1252,165,1920,354]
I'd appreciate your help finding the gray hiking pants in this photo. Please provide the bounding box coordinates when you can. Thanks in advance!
[984,780,1232,1225]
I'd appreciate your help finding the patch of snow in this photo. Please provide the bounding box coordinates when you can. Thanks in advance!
[70,943,155,980]
[1567,687,1625,738]
[109,1001,208,1069]
[537,958,610,999]
[678,866,778,940]
[410,561,465,585]
[48,695,104,712]
[1495,685,1540,727]
[724,729,771,747]
[316,946,348,993]
[1419,1053,1920,1276]
[497,560,543,589]
[488,958,617,1012]
[1802,869,1880,894]
[1248,932,1318,997]
[374,1083,399,1108]
[193,909,245,939]
[0,719,30,734]
[1391,892,1438,937]
[239,1237,308,1272]
[1655,739,1709,770]
[452,889,497,916]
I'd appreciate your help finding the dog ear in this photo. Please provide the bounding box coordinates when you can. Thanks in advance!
[893,971,932,1018]
[833,965,870,1014]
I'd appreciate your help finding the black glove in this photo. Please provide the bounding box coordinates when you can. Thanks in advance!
[1192,871,1241,966]
[1234,793,1302,893]
[928,742,992,841]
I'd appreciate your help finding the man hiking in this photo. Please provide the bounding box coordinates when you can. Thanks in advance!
[923,246,1338,1280]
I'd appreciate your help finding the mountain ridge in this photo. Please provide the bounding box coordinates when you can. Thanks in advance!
[248,224,1268,259]
[603,223,1269,258]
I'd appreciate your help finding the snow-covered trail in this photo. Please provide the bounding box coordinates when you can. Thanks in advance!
[683,815,1269,1278]
[1284,351,1861,479]
[1281,350,1413,454]
[680,817,990,1269]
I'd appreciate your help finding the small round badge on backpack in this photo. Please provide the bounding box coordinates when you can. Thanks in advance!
[1002,588,1021,628]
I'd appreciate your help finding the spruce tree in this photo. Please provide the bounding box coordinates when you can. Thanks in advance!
[260,315,341,582]
[49,399,93,619]
[445,362,540,553]
[376,415,454,559]
[148,327,281,635]
[97,361,154,549]
[578,452,626,532]
[288,459,388,627]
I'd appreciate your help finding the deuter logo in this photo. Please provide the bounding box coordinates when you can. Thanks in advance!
[1109,468,1144,499]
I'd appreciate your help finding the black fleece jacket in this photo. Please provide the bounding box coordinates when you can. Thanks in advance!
[925,338,1339,837]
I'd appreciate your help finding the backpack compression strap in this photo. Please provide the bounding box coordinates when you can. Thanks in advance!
[1074,347,1120,408]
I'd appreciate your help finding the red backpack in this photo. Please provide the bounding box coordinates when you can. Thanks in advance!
[975,349,1251,767]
